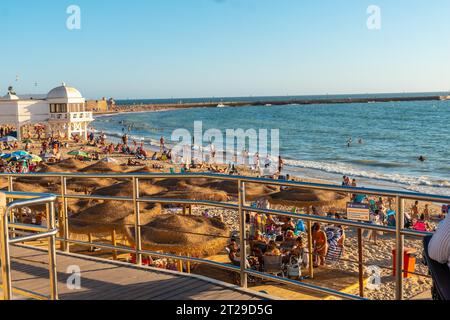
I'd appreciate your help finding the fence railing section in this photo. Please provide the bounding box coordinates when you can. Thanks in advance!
[0,191,58,300]
[1,172,448,300]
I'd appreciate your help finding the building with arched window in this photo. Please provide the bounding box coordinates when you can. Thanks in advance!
[0,83,93,140]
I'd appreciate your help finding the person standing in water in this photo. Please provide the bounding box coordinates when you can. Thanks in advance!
[160,136,165,153]
[278,156,284,174]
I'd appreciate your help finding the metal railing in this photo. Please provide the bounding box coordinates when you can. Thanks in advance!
[0,191,58,300]
[1,172,448,300]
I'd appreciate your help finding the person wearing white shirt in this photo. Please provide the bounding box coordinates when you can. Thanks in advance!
[428,214,450,268]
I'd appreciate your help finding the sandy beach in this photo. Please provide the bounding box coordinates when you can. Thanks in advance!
[1,131,445,301]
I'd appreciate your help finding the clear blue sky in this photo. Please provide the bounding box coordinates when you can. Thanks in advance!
[1,0,450,99]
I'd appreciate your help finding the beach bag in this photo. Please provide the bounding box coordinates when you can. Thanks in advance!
[287,256,302,278]
[301,249,309,268]
[295,220,306,234]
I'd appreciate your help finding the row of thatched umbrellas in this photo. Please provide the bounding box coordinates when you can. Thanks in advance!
[3,158,349,257]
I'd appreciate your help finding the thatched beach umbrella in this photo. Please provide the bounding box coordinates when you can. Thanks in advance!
[267,187,349,209]
[91,181,167,198]
[154,182,229,202]
[199,180,279,201]
[79,160,125,173]
[128,214,229,257]
[69,201,162,237]
[52,158,87,171]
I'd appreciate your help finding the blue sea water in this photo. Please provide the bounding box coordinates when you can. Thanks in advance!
[92,99,450,196]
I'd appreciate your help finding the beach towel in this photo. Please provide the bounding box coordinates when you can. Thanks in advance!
[325,227,344,263]
[354,194,367,203]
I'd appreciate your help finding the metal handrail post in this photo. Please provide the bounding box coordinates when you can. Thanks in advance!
[7,176,15,239]
[7,176,13,192]
[61,176,70,252]
[0,192,12,300]
[46,202,59,300]
[395,196,404,300]
[238,180,247,288]
[133,177,142,265]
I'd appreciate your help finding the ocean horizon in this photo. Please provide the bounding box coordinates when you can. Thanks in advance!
[114,91,450,106]
[93,98,450,196]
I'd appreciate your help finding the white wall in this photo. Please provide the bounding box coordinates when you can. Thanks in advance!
[0,101,19,124]
[0,100,50,125]
[18,100,50,123]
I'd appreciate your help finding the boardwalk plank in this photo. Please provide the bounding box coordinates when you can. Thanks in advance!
[6,245,264,301]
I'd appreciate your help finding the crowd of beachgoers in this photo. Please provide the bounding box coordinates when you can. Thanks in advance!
[1,124,448,300]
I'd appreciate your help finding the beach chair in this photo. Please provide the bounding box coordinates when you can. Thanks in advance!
[423,235,450,300]
[325,227,344,264]
[354,194,367,203]
[295,219,306,235]
[386,210,396,227]
[263,255,285,278]
[169,167,175,174]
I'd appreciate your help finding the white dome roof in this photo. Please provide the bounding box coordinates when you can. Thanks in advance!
[47,83,83,99]
[1,92,19,101]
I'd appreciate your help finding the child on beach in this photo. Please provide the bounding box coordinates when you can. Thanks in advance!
[312,223,328,267]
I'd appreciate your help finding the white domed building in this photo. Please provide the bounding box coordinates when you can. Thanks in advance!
[0,83,93,140]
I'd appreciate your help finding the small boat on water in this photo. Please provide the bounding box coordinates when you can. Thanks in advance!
[217,103,227,108]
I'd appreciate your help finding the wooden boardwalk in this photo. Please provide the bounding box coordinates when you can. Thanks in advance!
[3,245,269,300]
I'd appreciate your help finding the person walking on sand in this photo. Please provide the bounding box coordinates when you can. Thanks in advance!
[160,136,165,153]
[242,148,249,168]
[423,204,430,221]
[411,201,419,220]
[209,141,216,164]
[278,156,284,174]
[253,152,260,173]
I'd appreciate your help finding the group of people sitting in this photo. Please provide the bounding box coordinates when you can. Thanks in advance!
[227,207,347,280]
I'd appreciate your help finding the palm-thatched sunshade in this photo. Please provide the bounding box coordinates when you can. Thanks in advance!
[199,180,279,201]
[52,158,87,171]
[267,187,349,209]
[127,214,229,257]
[91,181,167,198]
[79,160,125,173]
[69,201,162,237]
[153,181,229,202]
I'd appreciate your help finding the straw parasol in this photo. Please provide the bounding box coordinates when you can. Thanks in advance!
[92,181,167,198]
[128,214,229,257]
[153,181,229,202]
[52,158,87,171]
[267,187,349,209]
[79,160,124,173]
[69,201,162,236]
[199,180,279,201]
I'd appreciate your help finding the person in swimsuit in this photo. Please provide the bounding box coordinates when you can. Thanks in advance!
[312,223,328,267]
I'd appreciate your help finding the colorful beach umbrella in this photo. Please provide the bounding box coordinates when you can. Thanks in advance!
[68,150,89,158]
[23,154,42,163]
[11,150,29,157]
[0,136,17,142]
[1,153,11,159]
[101,157,118,163]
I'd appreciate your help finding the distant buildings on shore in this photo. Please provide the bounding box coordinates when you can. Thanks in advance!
[85,97,116,112]
[0,83,94,140]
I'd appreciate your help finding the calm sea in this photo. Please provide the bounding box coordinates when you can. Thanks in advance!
[93,97,450,196]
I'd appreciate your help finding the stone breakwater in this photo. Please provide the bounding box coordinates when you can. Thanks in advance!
[97,95,444,115]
